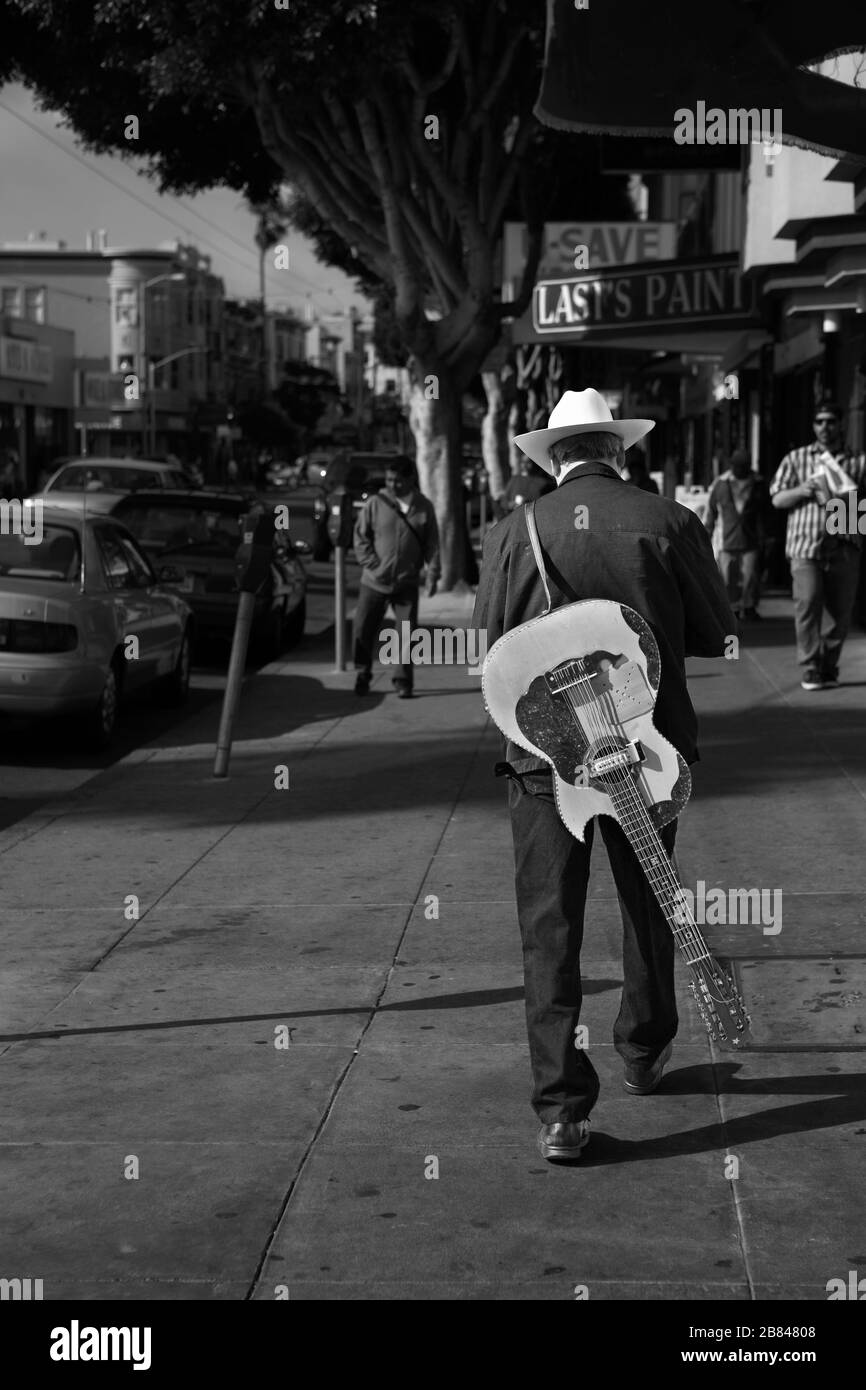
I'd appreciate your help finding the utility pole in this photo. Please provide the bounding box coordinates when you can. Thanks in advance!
[259,238,269,397]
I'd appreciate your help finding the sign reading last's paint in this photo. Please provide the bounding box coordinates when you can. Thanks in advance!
[529,257,757,337]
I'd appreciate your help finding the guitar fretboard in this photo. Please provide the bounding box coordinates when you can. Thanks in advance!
[604,779,711,967]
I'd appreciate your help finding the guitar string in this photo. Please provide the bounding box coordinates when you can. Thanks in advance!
[555,673,747,1029]
[565,666,746,1022]
[567,679,712,971]
[548,659,744,1020]
[559,668,713,969]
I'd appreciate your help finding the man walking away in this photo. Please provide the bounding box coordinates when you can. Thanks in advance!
[473,388,735,1163]
[704,448,766,620]
[769,400,866,690]
[352,457,440,699]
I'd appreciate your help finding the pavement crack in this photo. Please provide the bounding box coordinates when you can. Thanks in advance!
[244,717,490,1301]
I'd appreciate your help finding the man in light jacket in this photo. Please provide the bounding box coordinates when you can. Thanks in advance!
[352,456,440,698]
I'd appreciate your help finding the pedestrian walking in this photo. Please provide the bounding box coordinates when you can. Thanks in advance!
[502,455,555,511]
[472,388,735,1162]
[352,457,440,699]
[769,399,866,690]
[704,448,767,620]
[622,450,660,494]
[0,451,22,499]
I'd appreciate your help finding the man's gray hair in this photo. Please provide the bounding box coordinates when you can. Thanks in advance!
[549,430,624,472]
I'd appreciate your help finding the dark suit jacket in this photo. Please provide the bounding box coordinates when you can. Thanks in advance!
[472,461,736,770]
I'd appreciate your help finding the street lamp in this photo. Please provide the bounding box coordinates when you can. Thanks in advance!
[139,272,185,455]
[147,346,209,455]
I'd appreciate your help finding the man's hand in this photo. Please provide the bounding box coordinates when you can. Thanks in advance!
[426,576,438,598]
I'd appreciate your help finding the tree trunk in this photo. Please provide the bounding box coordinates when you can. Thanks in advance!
[408,371,469,591]
[480,369,510,503]
[508,394,526,475]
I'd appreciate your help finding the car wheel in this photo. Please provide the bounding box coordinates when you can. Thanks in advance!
[161,626,192,706]
[79,658,121,750]
[283,596,306,648]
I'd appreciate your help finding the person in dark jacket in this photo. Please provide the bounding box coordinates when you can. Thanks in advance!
[472,388,735,1162]
[352,457,441,698]
[502,456,555,511]
[704,448,767,620]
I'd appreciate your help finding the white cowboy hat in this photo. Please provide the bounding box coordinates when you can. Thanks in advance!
[513,388,655,476]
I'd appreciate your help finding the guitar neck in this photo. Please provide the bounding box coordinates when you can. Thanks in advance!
[605,781,712,967]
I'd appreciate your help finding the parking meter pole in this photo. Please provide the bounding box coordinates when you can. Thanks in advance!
[214,500,274,779]
[213,591,256,778]
[480,489,487,537]
[334,545,346,671]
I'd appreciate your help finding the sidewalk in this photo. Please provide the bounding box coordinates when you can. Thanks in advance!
[1,594,865,1300]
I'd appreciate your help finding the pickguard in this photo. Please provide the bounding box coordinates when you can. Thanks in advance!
[515,657,691,830]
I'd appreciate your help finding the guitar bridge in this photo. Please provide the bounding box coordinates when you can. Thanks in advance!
[588,741,645,777]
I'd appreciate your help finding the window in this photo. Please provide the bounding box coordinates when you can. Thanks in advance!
[0,524,80,582]
[115,286,138,327]
[24,287,45,323]
[95,527,135,589]
[170,359,180,391]
[1,287,22,318]
[117,532,156,587]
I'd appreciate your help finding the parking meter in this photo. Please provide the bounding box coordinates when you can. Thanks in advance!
[235,502,274,595]
[327,488,355,549]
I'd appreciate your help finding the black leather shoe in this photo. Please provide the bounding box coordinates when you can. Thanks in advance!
[537,1119,591,1162]
[624,1042,673,1095]
[393,680,413,699]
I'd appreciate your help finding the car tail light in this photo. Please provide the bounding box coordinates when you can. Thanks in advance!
[0,619,78,653]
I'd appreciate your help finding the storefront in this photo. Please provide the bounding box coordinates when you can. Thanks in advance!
[509,252,766,490]
[0,322,74,491]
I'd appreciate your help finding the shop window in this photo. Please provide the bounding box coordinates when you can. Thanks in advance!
[24,288,45,323]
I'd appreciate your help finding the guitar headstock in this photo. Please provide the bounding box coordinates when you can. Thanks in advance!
[689,961,752,1048]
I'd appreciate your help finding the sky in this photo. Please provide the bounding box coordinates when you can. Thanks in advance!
[0,83,370,323]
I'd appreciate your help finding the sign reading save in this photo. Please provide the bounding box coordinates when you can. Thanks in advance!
[503,220,677,289]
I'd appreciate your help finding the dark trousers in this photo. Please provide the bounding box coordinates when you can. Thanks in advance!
[353,582,419,688]
[790,543,860,673]
[508,769,678,1124]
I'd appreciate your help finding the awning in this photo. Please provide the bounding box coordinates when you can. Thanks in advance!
[535,0,866,160]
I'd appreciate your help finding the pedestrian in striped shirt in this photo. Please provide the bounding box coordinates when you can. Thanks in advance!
[769,400,866,690]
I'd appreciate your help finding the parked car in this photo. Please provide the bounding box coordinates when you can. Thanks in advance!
[258,484,330,561]
[110,489,306,659]
[31,458,194,515]
[265,459,303,489]
[0,505,193,747]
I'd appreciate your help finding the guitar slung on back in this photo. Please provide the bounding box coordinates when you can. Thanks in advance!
[482,599,751,1048]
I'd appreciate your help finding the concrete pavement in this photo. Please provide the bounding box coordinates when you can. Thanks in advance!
[1,591,865,1300]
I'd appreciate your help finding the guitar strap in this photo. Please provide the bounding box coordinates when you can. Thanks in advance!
[524,500,553,616]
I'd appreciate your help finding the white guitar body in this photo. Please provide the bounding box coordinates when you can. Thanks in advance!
[482,598,690,842]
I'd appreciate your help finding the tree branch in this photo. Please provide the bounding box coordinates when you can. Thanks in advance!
[487,115,537,235]
[252,85,391,282]
[355,96,424,323]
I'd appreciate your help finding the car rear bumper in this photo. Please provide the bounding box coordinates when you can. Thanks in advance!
[0,656,104,715]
